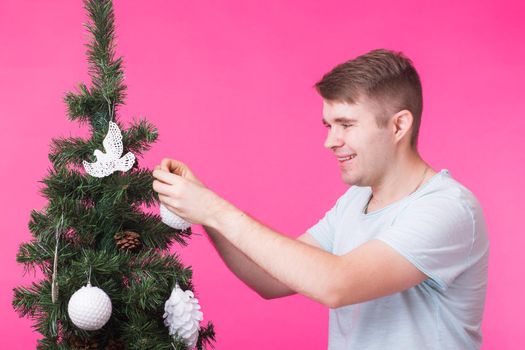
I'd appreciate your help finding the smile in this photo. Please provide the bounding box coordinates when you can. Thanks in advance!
[338,154,356,162]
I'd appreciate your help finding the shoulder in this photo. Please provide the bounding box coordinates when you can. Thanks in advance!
[413,169,483,217]
[396,169,488,244]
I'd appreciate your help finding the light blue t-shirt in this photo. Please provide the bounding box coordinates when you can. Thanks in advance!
[307,169,489,350]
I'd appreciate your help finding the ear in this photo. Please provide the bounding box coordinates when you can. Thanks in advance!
[391,109,413,145]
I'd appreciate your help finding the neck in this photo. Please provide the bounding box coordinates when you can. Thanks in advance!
[368,150,435,209]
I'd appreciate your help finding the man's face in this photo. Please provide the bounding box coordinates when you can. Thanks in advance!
[322,99,394,186]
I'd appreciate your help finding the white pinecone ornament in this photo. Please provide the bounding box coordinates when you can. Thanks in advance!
[160,203,192,230]
[68,283,112,331]
[163,284,203,349]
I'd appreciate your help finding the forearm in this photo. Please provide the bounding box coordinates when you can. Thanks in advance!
[203,224,296,299]
[207,202,341,307]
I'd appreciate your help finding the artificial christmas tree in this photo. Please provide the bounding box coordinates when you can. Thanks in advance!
[12,1,215,349]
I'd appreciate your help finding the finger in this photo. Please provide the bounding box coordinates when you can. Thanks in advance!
[159,194,177,208]
[154,165,161,171]
[153,169,183,185]
[163,158,186,176]
[160,158,171,172]
[159,193,169,204]
[152,179,177,196]
[159,197,192,223]
[159,195,187,219]
[161,158,184,174]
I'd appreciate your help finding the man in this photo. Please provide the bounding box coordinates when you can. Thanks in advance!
[152,49,489,349]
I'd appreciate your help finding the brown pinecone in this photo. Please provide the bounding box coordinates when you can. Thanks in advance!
[105,339,126,350]
[114,230,141,250]
[69,335,99,349]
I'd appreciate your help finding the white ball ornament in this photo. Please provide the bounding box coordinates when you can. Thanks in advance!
[68,283,112,331]
[160,203,192,230]
[163,284,203,349]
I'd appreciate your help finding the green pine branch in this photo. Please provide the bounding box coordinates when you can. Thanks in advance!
[40,167,158,208]
[14,0,216,348]
[63,0,126,131]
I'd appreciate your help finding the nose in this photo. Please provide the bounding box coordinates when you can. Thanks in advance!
[324,127,344,150]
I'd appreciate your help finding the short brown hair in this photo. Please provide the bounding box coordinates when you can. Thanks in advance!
[314,48,423,149]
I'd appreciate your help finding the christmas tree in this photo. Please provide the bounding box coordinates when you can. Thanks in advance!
[12,0,215,348]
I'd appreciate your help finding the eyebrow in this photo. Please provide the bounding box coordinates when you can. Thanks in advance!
[322,117,358,125]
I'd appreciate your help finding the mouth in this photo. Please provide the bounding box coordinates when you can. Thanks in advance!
[337,154,356,163]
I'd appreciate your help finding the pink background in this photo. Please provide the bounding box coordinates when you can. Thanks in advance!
[1,0,524,348]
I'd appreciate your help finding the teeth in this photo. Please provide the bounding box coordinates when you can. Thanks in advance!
[338,155,355,161]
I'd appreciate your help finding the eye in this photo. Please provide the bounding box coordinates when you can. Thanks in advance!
[323,123,353,129]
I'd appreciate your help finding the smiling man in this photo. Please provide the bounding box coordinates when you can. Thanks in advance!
[152,49,489,349]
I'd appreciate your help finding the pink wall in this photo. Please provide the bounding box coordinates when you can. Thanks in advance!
[1,0,524,348]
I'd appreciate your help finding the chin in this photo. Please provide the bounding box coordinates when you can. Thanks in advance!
[341,173,359,186]
[342,170,370,187]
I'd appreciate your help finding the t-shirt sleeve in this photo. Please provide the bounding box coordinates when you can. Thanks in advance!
[306,188,353,253]
[374,194,475,291]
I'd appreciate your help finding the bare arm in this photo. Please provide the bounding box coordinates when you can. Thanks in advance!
[156,158,310,299]
[154,159,428,308]
[203,226,322,300]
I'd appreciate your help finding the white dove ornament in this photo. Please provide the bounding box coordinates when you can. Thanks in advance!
[83,121,136,178]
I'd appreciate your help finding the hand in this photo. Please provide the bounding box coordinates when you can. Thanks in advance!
[155,158,205,187]
[152,159,229,227]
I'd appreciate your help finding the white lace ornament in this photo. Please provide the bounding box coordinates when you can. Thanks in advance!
[160,203,192,230]
[83,121,135,178]
[163,284,203,349]
[68,282,112,331]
